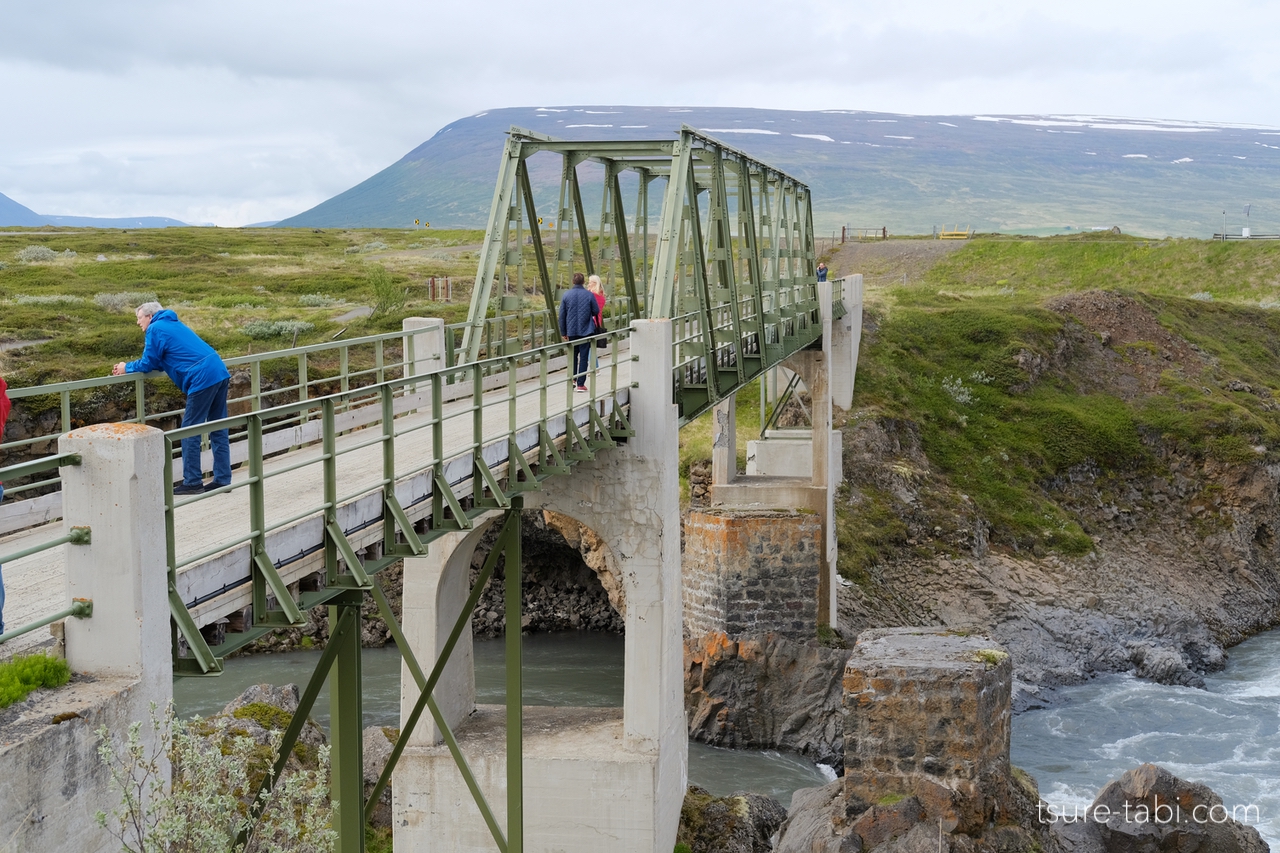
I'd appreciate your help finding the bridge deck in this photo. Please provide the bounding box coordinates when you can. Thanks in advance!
[0,354,631,658]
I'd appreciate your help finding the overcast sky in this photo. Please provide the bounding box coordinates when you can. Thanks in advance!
[4,0,1279,226]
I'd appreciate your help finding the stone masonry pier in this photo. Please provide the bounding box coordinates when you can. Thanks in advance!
[843,628,1013,836]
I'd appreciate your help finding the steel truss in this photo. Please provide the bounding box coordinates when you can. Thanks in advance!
[463,125,826,422]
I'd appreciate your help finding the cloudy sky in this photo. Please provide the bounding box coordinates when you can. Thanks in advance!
[4,0,1279,226]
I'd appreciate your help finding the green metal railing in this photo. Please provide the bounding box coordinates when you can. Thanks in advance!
[0,453,94,646]
[0,306,593,514]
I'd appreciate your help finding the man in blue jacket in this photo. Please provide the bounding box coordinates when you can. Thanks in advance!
[558,272,601,392]
[113,302,231,494]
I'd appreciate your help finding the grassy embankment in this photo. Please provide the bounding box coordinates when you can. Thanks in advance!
[0,227,485,389]
[834,234,1280,580]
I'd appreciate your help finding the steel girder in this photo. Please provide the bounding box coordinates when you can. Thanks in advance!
[461,126,822,421]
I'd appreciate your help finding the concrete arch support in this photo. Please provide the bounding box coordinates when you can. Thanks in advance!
[399,514,503,746]
[393,320,685,853]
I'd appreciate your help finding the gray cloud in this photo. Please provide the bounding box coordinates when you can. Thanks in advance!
[2,0,1279,225]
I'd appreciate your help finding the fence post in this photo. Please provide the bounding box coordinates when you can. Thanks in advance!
[59,423,172,687]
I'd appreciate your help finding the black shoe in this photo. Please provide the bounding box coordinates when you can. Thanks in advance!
[204,481,230,492]
[174,482,205,495]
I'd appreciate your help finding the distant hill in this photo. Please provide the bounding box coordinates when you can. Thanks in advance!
[0,191,189,228]
[0,192,42,227]
[278,106,1280,238]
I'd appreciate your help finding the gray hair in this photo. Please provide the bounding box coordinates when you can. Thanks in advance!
[136,301,163,318]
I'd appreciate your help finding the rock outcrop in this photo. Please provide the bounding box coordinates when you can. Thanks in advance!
[677,785,787,853]
[1049,763,1269,853]
[685,632,849,768]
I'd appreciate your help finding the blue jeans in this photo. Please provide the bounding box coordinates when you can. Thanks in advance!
[571,338,591,388]
[182,379,231,487]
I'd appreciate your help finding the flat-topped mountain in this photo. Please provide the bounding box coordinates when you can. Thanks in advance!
[279,106,1280,237]
[0,191,189,229]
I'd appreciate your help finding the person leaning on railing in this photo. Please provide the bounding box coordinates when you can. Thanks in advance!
[112,302,232,495]
[0,374,9,634]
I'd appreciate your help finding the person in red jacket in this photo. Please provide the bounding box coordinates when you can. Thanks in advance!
[0,375,10,635]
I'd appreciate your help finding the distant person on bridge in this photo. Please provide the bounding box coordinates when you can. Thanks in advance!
[816,262,828,282]
[0,374,9,635]
[586,274,607,368]
[558,273,601,393]
[112,302,232,495]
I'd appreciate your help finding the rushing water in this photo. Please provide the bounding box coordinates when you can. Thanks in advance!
[1012,626,1280,849]
[174,632,829,805]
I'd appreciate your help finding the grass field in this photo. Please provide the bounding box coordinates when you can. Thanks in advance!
[830,233,1280,573]
[0,227,484,385]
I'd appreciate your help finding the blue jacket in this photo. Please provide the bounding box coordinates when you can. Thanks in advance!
[126,310,230,394]
[558,284,601,339]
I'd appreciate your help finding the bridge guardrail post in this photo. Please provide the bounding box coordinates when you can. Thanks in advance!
[58,424,173,689]
[402,317,446,389]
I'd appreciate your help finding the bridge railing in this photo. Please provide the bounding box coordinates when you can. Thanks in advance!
[163,323,634,673]
[0,453,94,649]
[0,306,583,535]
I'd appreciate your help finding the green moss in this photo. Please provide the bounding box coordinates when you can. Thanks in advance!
[877,793,906,806]
[0,653,71,709]
[232,701,294,732]
[973,649,1009,667]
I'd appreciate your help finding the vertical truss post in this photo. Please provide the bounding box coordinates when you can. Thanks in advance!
[648,130,694,318]
[570,160,593,278]
[610,167,639,322]
[329,591,366,853]
[503,499,524,853]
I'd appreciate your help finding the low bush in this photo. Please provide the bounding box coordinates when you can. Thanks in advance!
[369,265,405,316]
[241,319,315,339]
[94,291,158,313]
[298,293,344,307]
[0,653,72,709]
[16,245,59,262]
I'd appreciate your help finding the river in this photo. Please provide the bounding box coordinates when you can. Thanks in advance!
[174,632,832,805]
[176,626,1280,845]
[1012,626,1280,848]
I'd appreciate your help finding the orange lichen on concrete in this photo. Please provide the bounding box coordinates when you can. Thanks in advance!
[69,422,157,439]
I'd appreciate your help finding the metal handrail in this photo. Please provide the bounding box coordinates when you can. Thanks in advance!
[0,306,568,507]
[0,599,93,646]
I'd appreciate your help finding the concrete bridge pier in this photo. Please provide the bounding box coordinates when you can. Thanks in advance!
[692,275,863,638]
[393,318,686,852]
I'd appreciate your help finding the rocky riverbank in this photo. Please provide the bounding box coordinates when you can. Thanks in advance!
[835,291,1280,708]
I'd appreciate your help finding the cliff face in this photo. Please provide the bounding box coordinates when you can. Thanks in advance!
[837,292,1280,705]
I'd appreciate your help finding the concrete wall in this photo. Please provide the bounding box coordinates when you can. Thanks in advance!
[0,424,173,852]
[683,510,824,642]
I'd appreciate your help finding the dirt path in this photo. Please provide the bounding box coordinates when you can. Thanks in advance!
[829,238,966,289]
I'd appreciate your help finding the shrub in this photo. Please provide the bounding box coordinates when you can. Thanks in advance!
[12,294,84,305]
[16,245,58,262]
[369,265,405,316]
[241,319,314,340]
[96,703,336,853]
[298,293,344,308]
[1189,292,1214,302]
[94,291,158,313]
[361,241,388,253]
[0,653,71,709]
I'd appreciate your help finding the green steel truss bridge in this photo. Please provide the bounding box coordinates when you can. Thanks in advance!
[0,127,853,853]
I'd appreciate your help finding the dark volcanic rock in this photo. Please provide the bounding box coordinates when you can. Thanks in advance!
[677,785,787,853]
[1053,763,1270,853]
[685,632,849,768]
